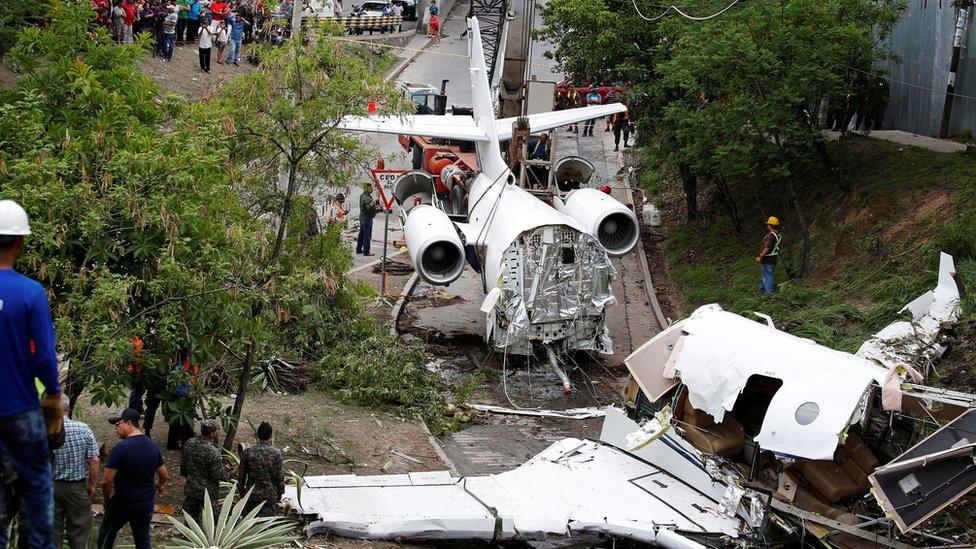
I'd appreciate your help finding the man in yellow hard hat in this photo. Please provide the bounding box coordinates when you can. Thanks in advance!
[754,216,782,294]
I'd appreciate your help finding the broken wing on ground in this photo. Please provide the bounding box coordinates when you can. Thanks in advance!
[284,407,756,546]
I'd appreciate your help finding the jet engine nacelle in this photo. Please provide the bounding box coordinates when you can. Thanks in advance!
[559,188,640,257]
[404,204,466,285]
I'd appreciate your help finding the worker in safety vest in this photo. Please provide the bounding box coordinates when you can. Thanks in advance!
[0,199,63,549]
[754,216,782,294]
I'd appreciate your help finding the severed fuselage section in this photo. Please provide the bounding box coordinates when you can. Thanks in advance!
[492,225,616,355]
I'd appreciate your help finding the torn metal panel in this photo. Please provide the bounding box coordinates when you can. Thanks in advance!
[869,408,976,533]
[493,225,615,355]
[285,410,748,545]
[671,305,889,460]
[856,252,961,374]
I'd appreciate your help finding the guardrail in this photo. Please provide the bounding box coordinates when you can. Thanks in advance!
[338,14,404,33]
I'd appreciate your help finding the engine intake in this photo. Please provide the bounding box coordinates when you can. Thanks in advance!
[559,188,639,257]
[404,205,465,285]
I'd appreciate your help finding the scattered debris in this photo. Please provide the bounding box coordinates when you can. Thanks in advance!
[856,252,961,376]
[870,408,976,533]
[390,449,423,464]
[466,404,607,419]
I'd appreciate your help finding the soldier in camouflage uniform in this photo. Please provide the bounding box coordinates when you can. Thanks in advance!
[238,422,283,517]
[180,419,231,523]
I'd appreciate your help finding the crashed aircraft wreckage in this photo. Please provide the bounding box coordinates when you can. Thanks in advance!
[338,18,638,390]
[622,253,972,547]
[284,254,972,547]
[285,407,766,547]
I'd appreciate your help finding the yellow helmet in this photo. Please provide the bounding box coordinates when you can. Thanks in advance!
[766,216,780,226]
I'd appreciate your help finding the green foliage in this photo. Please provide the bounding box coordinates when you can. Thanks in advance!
[0,0,52,55]
[654,0,903,187]
[1,2,442,436]
[1,1,255,407]
[309,324,449,434]
[660,139,976,353]
[541,0,905,212]
[166,486,296,549]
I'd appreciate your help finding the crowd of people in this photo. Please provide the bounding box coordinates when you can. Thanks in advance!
[0,200,286,549]
[91,0,297,68]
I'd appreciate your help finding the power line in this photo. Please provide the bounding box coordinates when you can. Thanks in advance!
[631,0,741,21]
[837,63,976,102]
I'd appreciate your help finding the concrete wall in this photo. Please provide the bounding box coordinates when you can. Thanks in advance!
[881,3,975,137]
[344,28,416,47]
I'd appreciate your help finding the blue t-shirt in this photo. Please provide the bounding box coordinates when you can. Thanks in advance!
[188,1,203,20]
[0,268,60,417]
[106,434,164,512]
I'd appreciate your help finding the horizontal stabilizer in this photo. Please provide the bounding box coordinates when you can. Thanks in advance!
[339,115,490,142]
[496,104,627,140]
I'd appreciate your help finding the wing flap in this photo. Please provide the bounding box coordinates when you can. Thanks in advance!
[339,115,489,142]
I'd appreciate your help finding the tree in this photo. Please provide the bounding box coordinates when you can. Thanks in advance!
[540,0,904,274]
[0,1,257,409]
[207,20,406,449]
[654,0,903,274]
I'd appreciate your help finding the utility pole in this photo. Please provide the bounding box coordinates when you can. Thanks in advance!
[939,2,972,138]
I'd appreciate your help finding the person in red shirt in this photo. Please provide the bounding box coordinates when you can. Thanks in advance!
[121,0,138,44]
[92,0,112,28]
[210,0,230,21]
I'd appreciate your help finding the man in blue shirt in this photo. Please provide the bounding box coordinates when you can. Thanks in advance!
[97,408,169,549]
[224,12,251,66]
[0,199,62,549]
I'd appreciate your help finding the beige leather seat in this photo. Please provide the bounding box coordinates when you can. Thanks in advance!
[681,398,746,457]
[798,433,879,503]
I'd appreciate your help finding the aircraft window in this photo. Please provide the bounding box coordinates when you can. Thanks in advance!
[795,402,820,425]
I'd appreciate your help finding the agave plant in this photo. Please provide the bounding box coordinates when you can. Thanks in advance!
[166,485,296,549]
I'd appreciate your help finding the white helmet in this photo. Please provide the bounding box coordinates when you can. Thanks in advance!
[0,200,31,236]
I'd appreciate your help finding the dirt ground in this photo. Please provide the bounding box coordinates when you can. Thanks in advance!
[138,39,255,99]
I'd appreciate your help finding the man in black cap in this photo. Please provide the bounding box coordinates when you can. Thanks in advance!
[97,409,169,549]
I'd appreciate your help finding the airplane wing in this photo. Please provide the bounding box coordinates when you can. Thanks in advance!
[495,103,627,140]
[339,115,490,142]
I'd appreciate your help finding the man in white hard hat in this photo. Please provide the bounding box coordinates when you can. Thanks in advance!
[0,199,63,549]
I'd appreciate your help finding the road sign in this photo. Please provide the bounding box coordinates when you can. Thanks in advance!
[370,169,406,211]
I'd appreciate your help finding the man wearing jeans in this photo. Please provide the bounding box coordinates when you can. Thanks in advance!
[0,199,63,549]
[224,12,250,66]
[97,408,168,549]
[755,216,782,294]
[355,185,379,256]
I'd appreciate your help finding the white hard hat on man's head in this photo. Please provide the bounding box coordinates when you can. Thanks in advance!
[0,200,31,236]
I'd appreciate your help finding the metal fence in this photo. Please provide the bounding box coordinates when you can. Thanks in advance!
[880,2,975,137]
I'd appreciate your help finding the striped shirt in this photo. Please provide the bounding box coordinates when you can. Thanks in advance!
[53,418,98,482]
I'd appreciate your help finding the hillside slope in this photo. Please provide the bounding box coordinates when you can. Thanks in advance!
[644,135,976,391]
